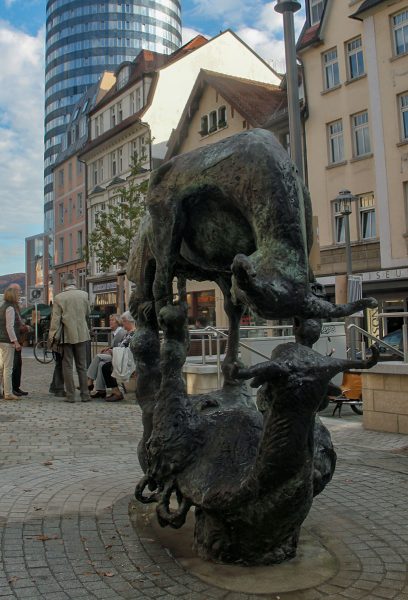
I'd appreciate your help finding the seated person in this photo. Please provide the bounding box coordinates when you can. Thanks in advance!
[101,311,136,402]
[88,314,125,398]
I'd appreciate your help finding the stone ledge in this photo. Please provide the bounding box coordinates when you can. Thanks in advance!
[363,362,408,375]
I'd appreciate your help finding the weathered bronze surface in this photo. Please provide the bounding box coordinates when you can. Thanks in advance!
[128,129,378,565]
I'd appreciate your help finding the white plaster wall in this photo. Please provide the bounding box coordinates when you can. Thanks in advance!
[143,32,280,157]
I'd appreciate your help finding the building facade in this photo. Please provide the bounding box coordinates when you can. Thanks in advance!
[79,31,281,320]
[298,0,408,334]
[44,0,182,240]
[52,74,115,297]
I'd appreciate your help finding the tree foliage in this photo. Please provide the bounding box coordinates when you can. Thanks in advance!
[86,157,148,273]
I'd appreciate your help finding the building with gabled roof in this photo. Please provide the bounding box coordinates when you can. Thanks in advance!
[165,70,288,159]
[79,31,281,315]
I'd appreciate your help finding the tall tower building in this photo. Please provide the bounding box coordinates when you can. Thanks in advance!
[44,0,182,232]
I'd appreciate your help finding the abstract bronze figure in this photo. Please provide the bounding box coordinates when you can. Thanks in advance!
[128,129,378,565]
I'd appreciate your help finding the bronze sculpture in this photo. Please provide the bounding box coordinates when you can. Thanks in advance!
[128,129,378,565]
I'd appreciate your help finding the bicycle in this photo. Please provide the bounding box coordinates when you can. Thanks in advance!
[33,331,55,364]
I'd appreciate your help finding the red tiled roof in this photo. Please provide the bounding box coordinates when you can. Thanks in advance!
[165,70,287,159]
[203,71,286,127]
[297,23,321,51]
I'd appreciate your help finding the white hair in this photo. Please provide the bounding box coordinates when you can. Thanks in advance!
[121,310,135,323]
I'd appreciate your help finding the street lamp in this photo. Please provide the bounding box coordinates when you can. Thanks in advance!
[335,189,358,358]
[336,189,356,277]
[274,0,303,180]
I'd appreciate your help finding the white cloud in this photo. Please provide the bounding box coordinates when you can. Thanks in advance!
[182,26,209,45]
[0,21,44,275]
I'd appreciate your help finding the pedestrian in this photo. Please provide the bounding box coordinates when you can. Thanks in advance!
[9,283,29,397]
[0,286,22,400]
[101,311,136,402]
[48,273,91,403]
[87,313,126,398]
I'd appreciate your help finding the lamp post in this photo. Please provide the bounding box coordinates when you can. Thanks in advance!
[335,189,358,358]
[274,0,303,180]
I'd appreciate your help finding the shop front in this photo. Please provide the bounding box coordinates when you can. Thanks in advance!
[90,281,118,327]
[319,267,408,339]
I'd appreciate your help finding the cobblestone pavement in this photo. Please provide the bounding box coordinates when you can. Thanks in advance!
[0,353,407,599]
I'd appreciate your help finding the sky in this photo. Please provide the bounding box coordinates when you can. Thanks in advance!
[0,0,305,277]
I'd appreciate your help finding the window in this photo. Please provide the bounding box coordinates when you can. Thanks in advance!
[209,111,217,133]
[95,118,99,137]
[58,169,64,186]
[327,120,344,164]
[68,162,72,180]
[117,65,130,89]
[69,233,73,259]
[98,158,104,182]
[78,268,86,290]
[359,193,376,239]
[58,202,64,225]
[118,102,123,123]
[99,114,104,135]
[399,92,408,140]
[76,158,82,176]
[58,237,64,263]
[323,48,340,90]
[218,106,227,127]
[135,87,142,111]
[200,115,208,135]
[346,37,364,80]
[77,230,83,257]
[110,106,116,128]
[352,111,371,157]
[76,192,83,217]
[130,91,135,114]
[80,117,87,137]
[92,162,98,186]
[310,0,324,25]
[111,151,117,176]
[68,197,73,223]
[118,147,123,172]
[333,201,346,244]
[393,9,408,56]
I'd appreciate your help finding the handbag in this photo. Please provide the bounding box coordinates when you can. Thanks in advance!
[112,346,135,383]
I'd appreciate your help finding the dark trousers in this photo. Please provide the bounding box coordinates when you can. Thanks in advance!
[49,352,64,393]
[102,361,118,389]
[12,350,22,391]
[62,342,89,401]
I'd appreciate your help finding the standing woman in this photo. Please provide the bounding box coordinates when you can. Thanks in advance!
[0,287,21,400]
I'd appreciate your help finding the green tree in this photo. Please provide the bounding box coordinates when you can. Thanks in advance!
[86,157,148,272]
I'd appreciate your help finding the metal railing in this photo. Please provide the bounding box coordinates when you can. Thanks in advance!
[349,311,408,362]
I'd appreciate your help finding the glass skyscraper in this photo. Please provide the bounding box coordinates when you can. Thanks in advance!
[44,0,182,230]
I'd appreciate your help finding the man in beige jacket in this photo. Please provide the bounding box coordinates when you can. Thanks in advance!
[48,273,91,403]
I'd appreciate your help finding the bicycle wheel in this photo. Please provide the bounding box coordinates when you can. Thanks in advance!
[34,340,54,364]
[351,401,363,415]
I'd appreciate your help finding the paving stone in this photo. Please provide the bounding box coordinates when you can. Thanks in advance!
[0,357,408,600]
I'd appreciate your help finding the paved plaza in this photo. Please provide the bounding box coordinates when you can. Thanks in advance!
[0,351,408,600]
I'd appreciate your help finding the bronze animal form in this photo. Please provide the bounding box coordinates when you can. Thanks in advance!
[135,306,378,565]
[128,128,379,566]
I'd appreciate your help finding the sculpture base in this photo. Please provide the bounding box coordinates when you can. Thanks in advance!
[130,501,337,595]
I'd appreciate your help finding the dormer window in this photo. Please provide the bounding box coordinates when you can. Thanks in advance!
[310,0,324,25]
[117,65,130,90]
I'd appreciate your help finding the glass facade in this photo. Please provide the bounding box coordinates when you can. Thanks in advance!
[44,0,182,227]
